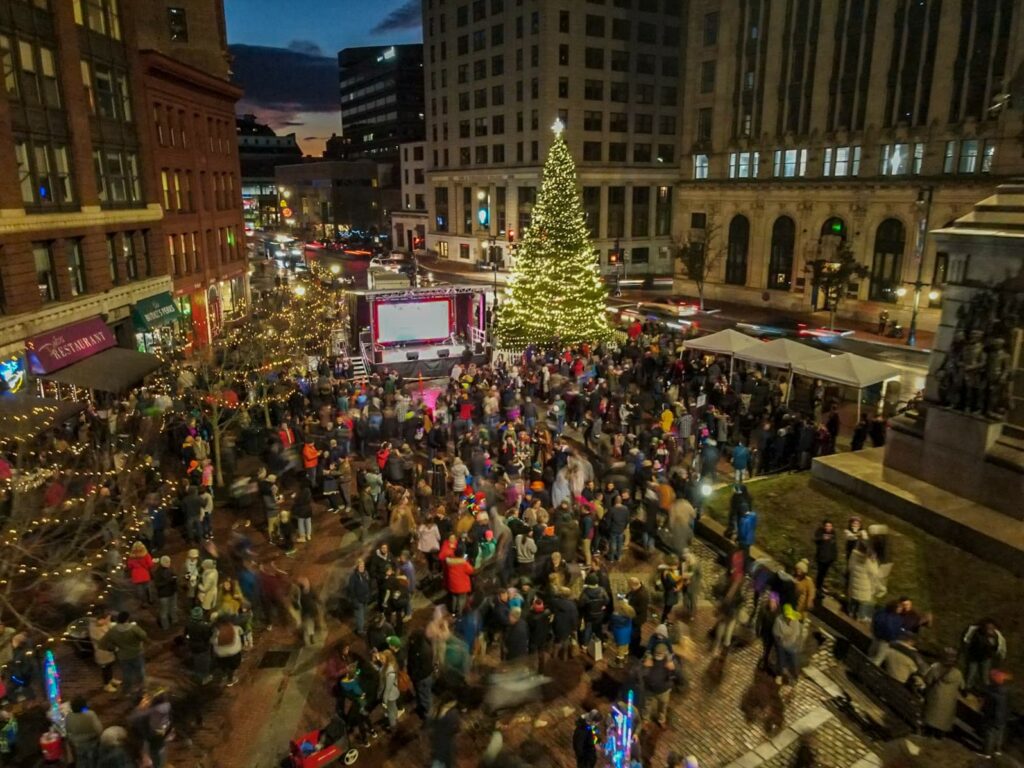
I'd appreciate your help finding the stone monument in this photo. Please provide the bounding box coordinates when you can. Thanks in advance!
[884,182,1024,519]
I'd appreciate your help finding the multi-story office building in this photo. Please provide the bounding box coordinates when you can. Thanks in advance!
[275,160,400,239]
[392,141,429,252]
[421,0,682,273]
[0,0,171,390]
[334,44,425,161]
[135,0,246,348]
[675,1,1024,328]
[237,114,303,230]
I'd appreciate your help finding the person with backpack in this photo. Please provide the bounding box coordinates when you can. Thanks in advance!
[211,617,242,687]
[577,573,609,649]
[184,607,213,683]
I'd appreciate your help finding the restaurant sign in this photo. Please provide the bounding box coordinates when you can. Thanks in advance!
[26,317,116,375]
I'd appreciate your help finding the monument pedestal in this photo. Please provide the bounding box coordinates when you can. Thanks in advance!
[884,408,1024,521]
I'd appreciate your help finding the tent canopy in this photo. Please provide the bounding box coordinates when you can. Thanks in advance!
[0,394,86,439]
[683,328,760,356]
[791,352,901,388]
[38,347,163,393]
[734,337,830,368]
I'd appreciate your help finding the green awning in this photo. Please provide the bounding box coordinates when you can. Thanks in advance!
[132,292,178,331]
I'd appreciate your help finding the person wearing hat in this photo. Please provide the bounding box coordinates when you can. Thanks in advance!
[792,559,816,615]
[153,555,178,630]
[772,605,805,683]
[642,642,676,727]
[184,606,213,683]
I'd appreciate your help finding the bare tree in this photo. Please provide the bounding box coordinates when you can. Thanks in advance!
[675,217,722,311]
[804,244,870,330]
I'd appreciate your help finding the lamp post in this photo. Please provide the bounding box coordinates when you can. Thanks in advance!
[906,186,934,347]
[488,235,498,335]
[612,238,622,296]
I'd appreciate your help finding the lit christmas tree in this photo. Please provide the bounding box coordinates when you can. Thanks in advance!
[497,119,611,347]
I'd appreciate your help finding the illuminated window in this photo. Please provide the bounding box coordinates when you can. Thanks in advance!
[167,7,188,42]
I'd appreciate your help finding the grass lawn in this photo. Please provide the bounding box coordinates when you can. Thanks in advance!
[705,473,1024,698]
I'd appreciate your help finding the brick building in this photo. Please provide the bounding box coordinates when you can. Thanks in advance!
[0,0,169,391]
[135,0,245,348]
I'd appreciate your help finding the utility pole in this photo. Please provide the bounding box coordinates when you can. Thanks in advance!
[907,186,933,347]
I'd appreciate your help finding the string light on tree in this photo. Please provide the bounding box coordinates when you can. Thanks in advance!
[497,118,611,348]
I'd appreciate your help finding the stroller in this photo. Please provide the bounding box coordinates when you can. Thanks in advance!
[288,713,359,767]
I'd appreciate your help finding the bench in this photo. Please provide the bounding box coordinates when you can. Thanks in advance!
[844,644,923,735]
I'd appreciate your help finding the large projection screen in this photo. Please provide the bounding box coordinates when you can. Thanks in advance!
[375,298,453,344]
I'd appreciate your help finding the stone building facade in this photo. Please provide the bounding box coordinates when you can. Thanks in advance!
[673,0,1024,329]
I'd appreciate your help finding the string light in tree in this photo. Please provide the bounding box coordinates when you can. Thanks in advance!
[497,118,611,348]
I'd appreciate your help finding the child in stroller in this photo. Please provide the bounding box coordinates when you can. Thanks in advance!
[288,712,359,767]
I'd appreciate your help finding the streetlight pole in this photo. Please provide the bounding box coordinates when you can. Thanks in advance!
[488,235,498,336]
[612,238,622,296]
[907,186,933,347]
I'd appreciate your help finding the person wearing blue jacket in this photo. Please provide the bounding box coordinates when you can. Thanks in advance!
[737,507,758,571]
[609,598,635,667]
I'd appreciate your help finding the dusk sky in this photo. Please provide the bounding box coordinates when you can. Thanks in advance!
[224,0,423,156]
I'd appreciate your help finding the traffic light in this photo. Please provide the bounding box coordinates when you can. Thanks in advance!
[507,229,516,244]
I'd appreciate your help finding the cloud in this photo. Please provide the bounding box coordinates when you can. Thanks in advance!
[286,39,324,57]
[372,0,421,34]
[229,44,338,116]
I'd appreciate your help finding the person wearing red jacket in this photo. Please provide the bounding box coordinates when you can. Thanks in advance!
[444,552,474,614]
[125,541,155,604]
[301,441,319,486]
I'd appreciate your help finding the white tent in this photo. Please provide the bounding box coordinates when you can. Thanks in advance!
[791,352,902,421]
[733,337,830,368]
[733,338,830,404]
[683,329,761,378]
[683,328,761,356]
[791,353,901,389]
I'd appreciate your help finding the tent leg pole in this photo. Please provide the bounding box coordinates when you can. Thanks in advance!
[786,369,793,406]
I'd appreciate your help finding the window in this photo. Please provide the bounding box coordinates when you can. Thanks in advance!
[822,146,861,177]
[435,187,449,231]
[879,143,924,176]
[558,44,569,65]
[630,247,649,265]
[492,144,504,163]
[607,187,625,238]
[473,30,486,51]
[585,47,604,69]
[700,61,716,94]
[457,63,468,84]
[1,36,17,96]
[458,92,470,111]
[655,186,672,236]
[703,12,719,45]
[559,10,570,32]
[693,154,709,179]
[584,79,603,100]
[93,65,132,121]
[474,116,487,136]
[610,82,628,102]
[474,88,486,108]
[472,0,485,22]
[584,110,602,131]
[475,146,488,164]
[609,112,627,132]
[491,54,504,75]
[638,22,656,43]
[459,243,470,260]
[530,46,539,67]
[491,24,504,45]
[585,14,605,36]
[660,87,677,107]
[160,170,171,208]
[611,19,630,40]
[15,140,73,207]
[492,114,504,134]
[608,142,627,162]
[77,0,122,38]
[583,142,602,161]
[728,151,759,178]
[636,54,655,75]
[18,42,60,107]
[582,186,600,237]
[458,119,470,139]
[473,59,486,80]
[772,148,808,178]
[696,108,712,140]
[634,114,653,133]
[870,219,906,302]
[34,243,58,301]
[558,77,569,98]
[657,145,674,163]
[768,217,795,290]
[66,239,86,296]
[958,140,980,174]
[167,7,188,42]
[457,36,468,55]
[633,143,651,163]
[725,215,750,285]
[610,50,629,72]
[658,116,676,135]
[123,233,138,281]
[94,149,141,204]
[662,56,678,77]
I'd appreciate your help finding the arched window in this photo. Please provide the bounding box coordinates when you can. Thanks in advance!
[725,215,750,285]
[870,218,906,302]
[768,216,795,290]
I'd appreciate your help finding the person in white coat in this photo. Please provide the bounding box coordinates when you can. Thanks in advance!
[197,559,219,613]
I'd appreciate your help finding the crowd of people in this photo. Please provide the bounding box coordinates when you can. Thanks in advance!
[0,315,1014,767]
